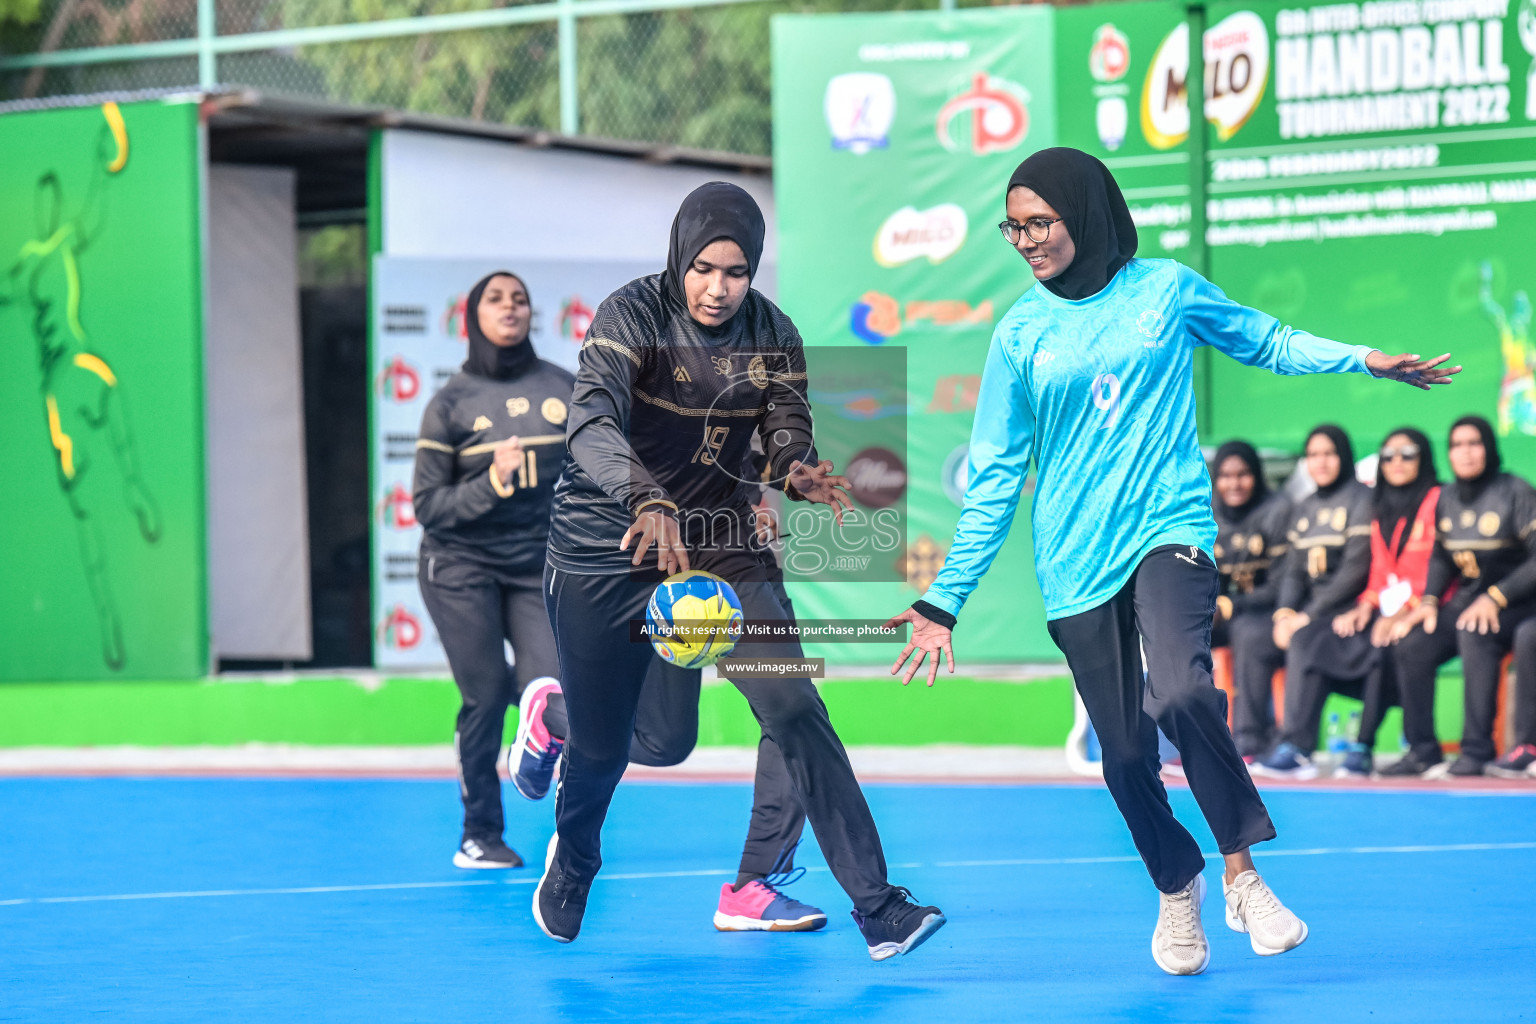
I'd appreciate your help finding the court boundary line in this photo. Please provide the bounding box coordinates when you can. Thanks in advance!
[4,841,1532,908]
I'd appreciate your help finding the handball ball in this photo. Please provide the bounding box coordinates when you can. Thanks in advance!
[646,570,744,669]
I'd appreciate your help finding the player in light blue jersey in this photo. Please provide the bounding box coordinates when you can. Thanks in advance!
[885,148,1460,976]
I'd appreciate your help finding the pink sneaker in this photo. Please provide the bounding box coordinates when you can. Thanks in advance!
[511,677,563,801]
[713,880,827,932]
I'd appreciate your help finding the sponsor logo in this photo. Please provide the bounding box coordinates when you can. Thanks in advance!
[851,293,995,344]
[379,483,417,530]
[747,355,769,389]
[937,72,1030,155]
[541,397,568,425]
[507,397,531,417]
[378,604,423,650]
[941,443,970,507]
[472,415,493,431]
[378,356,420,403]
[1090,23,1131,82]
[1097,96,1129,151]
[1142,23,1190,149]
[824,72,896,154]
[711,356,733,376]
[443,293,469,340]
[900,534,948,593]
[873,204,968,267]
[928,374,981,412]
[674,365,692,383]
[846,446,908,508]
[558,296,595,344]
[1203,11,1269,142]
[850,291,903,344]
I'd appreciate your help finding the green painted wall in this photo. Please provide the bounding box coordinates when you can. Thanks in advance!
[0,100,207,681]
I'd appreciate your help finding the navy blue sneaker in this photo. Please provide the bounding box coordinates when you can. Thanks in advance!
[533,833,590,943]
[1251,742,1318,780]
[851,887,945,961]
[1333,744,1372,778]
[511,677,564,801]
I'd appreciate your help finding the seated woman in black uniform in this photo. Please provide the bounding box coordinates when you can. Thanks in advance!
[1255,425,1377,778]
[1210,441,1291,760]
[1387,416,1536,777]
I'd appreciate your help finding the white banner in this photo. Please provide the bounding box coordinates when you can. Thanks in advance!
[370,255,654,669]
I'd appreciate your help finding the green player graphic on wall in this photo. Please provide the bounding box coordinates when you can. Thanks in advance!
[0,103,161,670]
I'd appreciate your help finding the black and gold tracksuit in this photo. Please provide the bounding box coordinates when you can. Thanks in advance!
[1399,474,1536,763]
[1274,479,1377,752]
[544,274,900,914]
[1213,493,1291,757]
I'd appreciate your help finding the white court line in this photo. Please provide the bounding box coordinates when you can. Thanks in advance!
[3,841,1532,908]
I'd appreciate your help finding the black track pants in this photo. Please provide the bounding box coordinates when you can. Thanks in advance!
[544,560,892,914]
[1387,597,1468,763]
[419,558,559,842]
[1278,621,1377,753]
[1456,602,1536,761]
[1215,613,1285,758]
[1047,545,1277,895]
[1512,616,1536,749]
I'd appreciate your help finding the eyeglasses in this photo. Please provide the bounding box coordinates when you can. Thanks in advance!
[1380,444,1421,462]
[998,217,1062,245]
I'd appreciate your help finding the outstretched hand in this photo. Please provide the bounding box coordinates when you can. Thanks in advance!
[620,509,690,575]
[787,459,854,526]
[1365,351,1461,390]
[883,607,955,687]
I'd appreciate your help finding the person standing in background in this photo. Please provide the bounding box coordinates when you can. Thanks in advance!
[413,271,575,869]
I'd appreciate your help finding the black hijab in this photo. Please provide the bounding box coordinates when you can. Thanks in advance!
[1006,147,1138,301]
[463,271,537,380]
[1374,427,1438,553]
[1451,414,1502,504]
[1212,440,1269,520]
[663,181,766,336]
[1306,424,1357,498]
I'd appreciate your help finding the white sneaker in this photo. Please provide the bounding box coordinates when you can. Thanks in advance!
[1151,873,1210,976]
[1224,870,1308,955]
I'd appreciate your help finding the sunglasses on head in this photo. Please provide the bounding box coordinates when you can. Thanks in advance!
[1379,444,1421,462]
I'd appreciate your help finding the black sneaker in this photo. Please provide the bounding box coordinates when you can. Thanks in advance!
[452,835,522,869]
[1446,755,1487,777]
[1379,753,1440,777]
[1487,744,1536,779]
[850,887,946,962]
[533,833,590,943]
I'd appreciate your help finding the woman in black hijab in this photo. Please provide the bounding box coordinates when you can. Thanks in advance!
[1210,441,1292,758]
[1388,416,1536,777]
[536,182,944,958]
[413,271,577,869]
[888,145,1461,977]
[1322,427,1440,777]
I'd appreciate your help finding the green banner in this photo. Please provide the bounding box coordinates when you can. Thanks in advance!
[0,101,207,680]
[1201,0,1536,474]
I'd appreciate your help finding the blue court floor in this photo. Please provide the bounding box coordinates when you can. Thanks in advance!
[1,776,1532,1023]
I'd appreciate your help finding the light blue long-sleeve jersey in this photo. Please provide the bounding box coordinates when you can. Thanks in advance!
[920,258,1375,621]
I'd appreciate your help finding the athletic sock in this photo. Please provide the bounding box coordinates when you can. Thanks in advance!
[732,872,765,892]
[541,692,569,742]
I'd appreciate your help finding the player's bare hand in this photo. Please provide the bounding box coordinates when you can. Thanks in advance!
[751,503,778,545]
[492,435,523,490]
[787,459,854,526]
[883,607,955,687]
[1457,594,1501,635]
[1272,611,1308,650]
[1333,602,1372,638]
[620,509,690,575]
[1365,351,1461,390]
[1369,612,1400,648]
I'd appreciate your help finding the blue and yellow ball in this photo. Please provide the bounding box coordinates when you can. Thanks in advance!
[646,570,744,669]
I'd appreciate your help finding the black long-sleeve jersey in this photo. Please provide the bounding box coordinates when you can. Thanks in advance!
[1278,479,1373,620]
[547,276,816,574]
[412,359,576,574]
[1214,492,1292,615]
[1424,473,1536,609]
